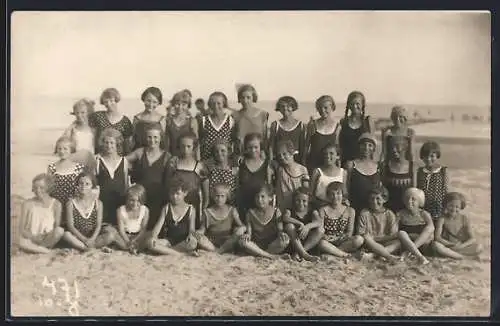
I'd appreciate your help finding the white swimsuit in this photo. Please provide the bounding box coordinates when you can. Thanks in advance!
[315,168,344,202]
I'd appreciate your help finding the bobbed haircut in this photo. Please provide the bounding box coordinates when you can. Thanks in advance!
[275,96,298,112]
[254,183,274,198]
[326,181,344,197]
[99,88,121,105]
[98,128,124,154]
[243,132,264,157]
[344,91,366,120]
[54,136,76,154]
[390,106,408,121]
[171,90,192,108]
[195,98,205,105]
[276,140,296,155]
[32,173,54,191]
[177,130,199,150]
[169,176,190,194]
[211,183,231,197]
[443,192,467,210]
[369,185,389,202]
[419,141,441,159]
[75,171,98,188]
[141,87,163,105]
[72,98,96,116]
[315,95,336,113]
[126,184,147,204]
[292,186,311,203]
[237,84,258,103]
[208,92,228,109]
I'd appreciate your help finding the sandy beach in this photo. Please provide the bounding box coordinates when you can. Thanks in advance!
[10,120,491,317]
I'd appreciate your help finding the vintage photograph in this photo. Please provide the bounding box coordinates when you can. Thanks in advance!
[9,11,491,317]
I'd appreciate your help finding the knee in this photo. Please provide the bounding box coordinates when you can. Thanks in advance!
[186,234,198,251]
[398,230,408,238]
[18,237,31,248]
[431,241,441,251]
[280,233,290,245]
[54,227,65,238]
[475,243,484,255]
[352,235,364,248]
[233,226,246,237]
[284,223,295,234]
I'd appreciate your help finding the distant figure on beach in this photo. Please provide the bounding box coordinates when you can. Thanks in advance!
[269,96,306,165]
[338,91,374,167]
[63,98,97,172]
[132,87,166,151]
[305,95,341,174]
[89,88,134,156]
[232,84,269,158]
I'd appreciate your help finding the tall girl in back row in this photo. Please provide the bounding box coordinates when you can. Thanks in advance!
[338,91,374,168]
[306,95,341,174]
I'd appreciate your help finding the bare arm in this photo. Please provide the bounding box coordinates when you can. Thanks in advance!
[346,207,356,237]
[65,201,90,244]
[276,209,284,233]
[151,206,166,239]
[433,217,454,246]
[125,148,143,166]
[380,128,388,163]
[52,200,62,229]
[19,201,34,239]
[189,205,196,233]
[197,209,207,234]
[307,210,322,229]
[455,215,476,248]
[231,208,244,228]
[310,169,321,202]
[199,163,210,209]
[419,210,435,238]
[88,200,104,243]
[282,209,303,226]
[366,116,375,134]
[191,118,200,160]
[116,207,130,244]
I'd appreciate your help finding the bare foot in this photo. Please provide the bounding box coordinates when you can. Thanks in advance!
[292,253,302,262]
[302,253,320,262]
[361,252,375,262]
[418,256,430,265]
[101,247,113,253]
[190,250,200,257]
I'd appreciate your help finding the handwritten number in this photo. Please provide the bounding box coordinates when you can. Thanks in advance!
[68,301,79,317]
[42,276,57,295]
[58,278,70,303]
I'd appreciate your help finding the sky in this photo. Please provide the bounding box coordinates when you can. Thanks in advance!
[11,11,491,106]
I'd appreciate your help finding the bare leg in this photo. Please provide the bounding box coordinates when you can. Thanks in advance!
[363,235,399,261]
[62,232,87,251]
[238,239,277,259]
[385,239,402,254]
[172,234,198,253]
[94,231,116,249]
[398,231,429,264]
[18,237,51,254]
[217,227,246,254]
[302,227,324,251]
[266,233,290,254]
[338,235,365,253]
[36,227,65,249]
[285,224,319,262]
[431,241,464,260]
[456,242,483,257]
[195,233,216,252]
[146,237,181,256]
[317,239,349,258]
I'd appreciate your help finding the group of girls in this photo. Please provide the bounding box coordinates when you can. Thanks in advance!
[17,85,483,264]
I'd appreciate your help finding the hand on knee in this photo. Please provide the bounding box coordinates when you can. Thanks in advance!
[186,234,198,251]
[233,226,246,237]
[54,227,65,237]
[352,235,364,248]
[146,237,156,249]
[280,233,290,246]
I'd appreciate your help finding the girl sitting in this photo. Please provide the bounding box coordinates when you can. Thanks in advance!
[63,172,117,251]
[63,98,97,171]
[194,183,246,254]
[147,177,199,256]
[232,84,269,158]
[239,184,290,259]
[357,186,400,262]
[310,143,348,210]
[269,96,306,165]
[416,141,449,222]
[317,182,364,258]
[283,187,323,262]
[89,88,134,156]
[115,185,150,254]
[397,188,434,265]
[18,174,64,254]
[305,95,341,174]
[432,192,483,260]
[338,91,374,168]
[132,87,166,151]
[199,92,235,162]
[274,140,309,213]
[165,90,199,158]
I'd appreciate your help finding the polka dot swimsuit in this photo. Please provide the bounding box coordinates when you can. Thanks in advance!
[47,162,85,205]
[71,199,98,237]
[90,111,134,155]
[200,115,234,161]
[320,206,350,243]
[207,164,238,205]
[416,166,448,220]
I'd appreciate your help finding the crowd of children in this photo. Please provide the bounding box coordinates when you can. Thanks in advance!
[17,85,483,265]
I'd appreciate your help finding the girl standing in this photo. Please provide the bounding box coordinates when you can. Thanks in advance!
[126,125,170,230]
[194,183,246,254]
[205,139,239,206]
[115,185,150,254]
[164,131,209,229]
[274,140,309,212]
[232,84,269,158]
[269,96,306,165]
[89,88,134,156]
[310,143,348,210]
[18,174,64,254]
[63,98,97,171]
[237,133,274,219]
[306,95,341,174]
[239,184,290,259]
[382,136,416,214]
[432,192,483,259]
[146,177,198,256]
[95,128,130,227]
[132,87,166,151]
[397,188,434,265]
[63,172,117,251]
[338,91,374,167]
[47,137,85,226]
[316,182,364,258]
[199,92,235,162]
[165,90,199,158]
[380,106,415,165]
[345,133,382,224]
[416,141,449,221]
[283,187,323,262]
